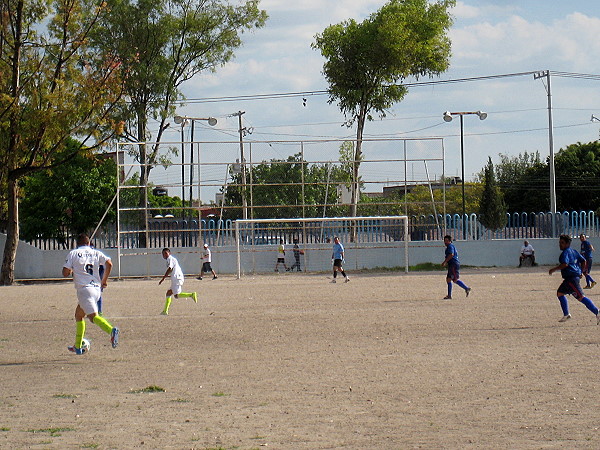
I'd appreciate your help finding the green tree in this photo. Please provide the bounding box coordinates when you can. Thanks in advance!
[313,0,455,218]
[485,151,546,213]
[222,153,353,220]
[19,140,117,245]
[92,0,267,242]
[478,157,507,231]
[0,0,124,285]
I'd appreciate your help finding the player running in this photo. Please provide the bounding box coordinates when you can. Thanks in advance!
[159,248,198,315]
[331,236,349,283]
[549,234,600,323]
[580,234,596,289]
[63,234,119,354]
[441,235,471,299]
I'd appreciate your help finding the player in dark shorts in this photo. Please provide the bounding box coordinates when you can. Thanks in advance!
[549,234,600,323]
[441,235,471,299]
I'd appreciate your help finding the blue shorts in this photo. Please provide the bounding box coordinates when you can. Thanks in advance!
[446,263,460,281]
[559,277,584,300]
[584,258,593,274]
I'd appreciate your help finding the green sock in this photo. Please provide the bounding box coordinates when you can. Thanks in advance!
[75,320,85,348]
[178,292,193,298]
[93,314,114,335]
[163,296,172,313]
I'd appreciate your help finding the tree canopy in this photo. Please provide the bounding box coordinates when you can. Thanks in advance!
[313,0,455,218]
[20,140,117,245]
[0,0,125,284]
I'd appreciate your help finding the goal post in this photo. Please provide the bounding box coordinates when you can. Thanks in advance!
[235,216,409,278]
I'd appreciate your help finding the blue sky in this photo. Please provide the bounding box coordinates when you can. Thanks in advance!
[155,0,600,203]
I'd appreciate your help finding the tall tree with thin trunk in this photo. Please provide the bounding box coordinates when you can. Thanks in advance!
[313,0,455,221]
[92,0,267,246]
[0,0,125,285]
[479,157,507,231]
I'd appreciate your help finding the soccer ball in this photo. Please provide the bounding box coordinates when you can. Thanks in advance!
[81,338,91,353]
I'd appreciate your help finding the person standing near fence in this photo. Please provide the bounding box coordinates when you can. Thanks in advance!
[580,234,597,289]
[159,248,197,315]
[549,234,600,323]
[441,235,471,299]
[289,238,304,272]
[63,233,119,354]
[331,236,349,283]
[197,243,218,280]
[275,239,288,272]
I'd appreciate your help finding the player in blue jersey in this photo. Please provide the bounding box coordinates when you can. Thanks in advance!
[549,234,600,323]
[579,234,596,289]
[331,236,349,283]
[441,235,471,299]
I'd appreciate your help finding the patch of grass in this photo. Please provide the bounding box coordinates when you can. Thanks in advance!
[250,434,266,439]
[409,262,444,271]
[81,444,100,449]
[211,392,229,397]
[0,427,10,431]
[171,398,190,403]
[129,385,165,394]
[27,427,74,437]
[53,393,78,399]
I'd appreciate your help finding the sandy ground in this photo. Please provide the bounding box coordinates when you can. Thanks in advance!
[2,267,600,449]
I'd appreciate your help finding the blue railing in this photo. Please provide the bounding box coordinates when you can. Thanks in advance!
[23,211,600,249]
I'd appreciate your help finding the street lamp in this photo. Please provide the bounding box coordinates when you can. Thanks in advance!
[174,115,217,242]
[442,110,487,239]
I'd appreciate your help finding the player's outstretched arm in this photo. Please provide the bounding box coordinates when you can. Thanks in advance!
[102,259,113,288]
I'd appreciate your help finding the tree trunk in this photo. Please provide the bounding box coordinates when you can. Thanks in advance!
[349,107,366,242]
[1,179,19,285]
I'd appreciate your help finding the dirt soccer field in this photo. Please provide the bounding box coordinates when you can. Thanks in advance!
[2,268,600,449]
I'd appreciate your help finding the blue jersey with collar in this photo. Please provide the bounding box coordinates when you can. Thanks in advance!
[445,243,459,265]
[559,247,585,278]
[581,240,593,259]
[332,242,344,260]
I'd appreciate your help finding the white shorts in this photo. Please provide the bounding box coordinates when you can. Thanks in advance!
[77,285,101,315]
[170,278,183,296]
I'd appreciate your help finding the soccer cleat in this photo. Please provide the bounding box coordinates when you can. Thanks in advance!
[212,276,218,280]
[111,327,119,348]
[68,346,85,355]
[443,295,452,299]
[558,314,571,322]
[597,313,600,325]
[197,276,203,280]
[584,285,591,289]
[345,277,350,283]
[465,288,472,297]
[192,292,198,303]
[161,311,169,315]
[592,281,597,288]
[330,279,336,283]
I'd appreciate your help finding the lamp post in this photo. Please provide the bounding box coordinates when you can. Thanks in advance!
[443,110,487,239]
[174,115,217,242]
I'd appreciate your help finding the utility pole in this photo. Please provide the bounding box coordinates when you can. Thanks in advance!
[230,111,251,220]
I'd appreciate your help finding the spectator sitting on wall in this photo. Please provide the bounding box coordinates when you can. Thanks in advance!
[519,240,536,267]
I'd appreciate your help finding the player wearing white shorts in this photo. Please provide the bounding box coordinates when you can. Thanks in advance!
[159,248,198,315]
[63,234,119,354]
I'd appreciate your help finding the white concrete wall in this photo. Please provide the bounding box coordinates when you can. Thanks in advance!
[2,232,596,280]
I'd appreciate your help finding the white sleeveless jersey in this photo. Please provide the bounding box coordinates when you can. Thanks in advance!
[64,245,110,289]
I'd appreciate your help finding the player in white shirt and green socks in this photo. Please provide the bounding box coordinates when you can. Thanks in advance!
[63,234,119,354]
[159,248,198,315]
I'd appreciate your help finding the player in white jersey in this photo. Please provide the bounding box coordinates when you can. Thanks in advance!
[62,234,119,354]
[159,248,198,315]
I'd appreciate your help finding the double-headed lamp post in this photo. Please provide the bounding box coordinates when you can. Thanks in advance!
[173,115,217,235]
[443,110,487,239]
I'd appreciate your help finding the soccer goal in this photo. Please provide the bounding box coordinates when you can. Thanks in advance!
[235,216,409,278]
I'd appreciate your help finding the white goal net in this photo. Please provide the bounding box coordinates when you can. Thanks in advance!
[235,216,409,278]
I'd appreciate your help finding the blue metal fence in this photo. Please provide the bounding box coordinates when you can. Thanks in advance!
[23,211,600,249]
